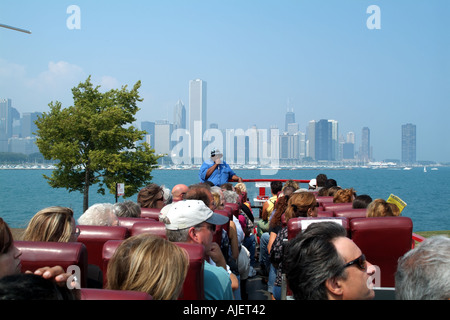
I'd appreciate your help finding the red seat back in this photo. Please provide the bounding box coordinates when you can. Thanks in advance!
[315,196,334,207]
[317,210,334,217]
[77,225,128,270]
[322,202,354,211]
[140,207,160,220]
[333,208,367,221]
[80,288,152,300]
[131,221,167,238]
[224,202,239,218]
[350,217,413,287]
[287,217,350,240]
[15,241,88,288]
[117,217,148,233]
[175,242,205,300]
[214,209,231,234]
[101,240,123,287]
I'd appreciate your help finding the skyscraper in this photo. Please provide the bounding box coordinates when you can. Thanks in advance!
[360,127,371,163]
[189,79,207,164]
[402,123,416,164]
[173,99,186,130]
[285,109,295,132]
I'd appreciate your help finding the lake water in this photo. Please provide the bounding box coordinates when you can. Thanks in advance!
[1,167,449,232]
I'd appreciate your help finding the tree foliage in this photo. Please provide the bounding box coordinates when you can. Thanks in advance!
[35,76,160,212]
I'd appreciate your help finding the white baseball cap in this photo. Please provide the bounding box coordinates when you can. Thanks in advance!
[161,200,228,230]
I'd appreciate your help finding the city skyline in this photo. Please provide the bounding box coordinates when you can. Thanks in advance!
[1,1,449,162]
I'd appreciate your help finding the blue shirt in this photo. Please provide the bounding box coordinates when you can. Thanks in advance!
[203,261,234,300]
[199,159,236,186]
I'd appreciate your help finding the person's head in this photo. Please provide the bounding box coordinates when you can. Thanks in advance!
[210,148,223,161]
[234,182,247,195]
[137,184,165,209]
[270,181,283,196]
[161,200,228,252]
[395,236,450,300]
[285,222,376,300]
[284,192,318,223]
[0,273,79,300]
[366,199,394,217]
[185,184,214,210]
[327,186,341,197]
[388,203,401,216]
[171,184,189,202]
[78,203,119,226]
[113,200,141,218]
[223,190,239,204]
[324,179,338,189]
[333,188,356,203]
[352,195,372,209]
[0,218,22,278]
[22,206,77,242]
[210,186,224,209]
[316,174,328,187]
[106,234,188,300]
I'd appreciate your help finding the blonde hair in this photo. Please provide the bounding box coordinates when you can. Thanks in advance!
[106,234,189,300]
[234,183,247,194]
[284,192,317,223]
[333,188,355,203]
[366,199,394,217]
[23,207,74,242]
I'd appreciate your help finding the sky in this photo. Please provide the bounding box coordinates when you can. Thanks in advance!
[0,0,449,162]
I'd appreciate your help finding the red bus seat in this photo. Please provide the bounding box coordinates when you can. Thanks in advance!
[80,288,152,300]
[317,210,334,217]
[350,217,413,288]
[117,217,148,233]
[130,220,167,238]
[322,202,354,211]
[77,225,128,270]
[224,202,240,218]
[333,208,367,221]
[287,217,350,240]
[15,241,88,288]
[175,242,205,300]
[140,207,161,220]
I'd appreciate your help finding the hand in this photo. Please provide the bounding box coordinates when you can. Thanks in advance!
[207,242,227,270]
[214,158,222,165]
[26,266,71,287]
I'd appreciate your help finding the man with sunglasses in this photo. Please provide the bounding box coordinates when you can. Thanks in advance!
[285,222,376,300]
[161,199,234,300]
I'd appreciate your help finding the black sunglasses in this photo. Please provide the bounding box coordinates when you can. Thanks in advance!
[343,254,367,271]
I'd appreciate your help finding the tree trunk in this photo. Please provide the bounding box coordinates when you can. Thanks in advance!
[83,167,90,213]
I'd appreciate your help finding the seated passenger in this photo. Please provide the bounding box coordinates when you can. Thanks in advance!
[269,192,319,300]
[161,200,234,300]
[137,183,165,209]
[395,236,450,300]
[285,222,376,300]
[366,199,394,217]
[352,194,372,209]
[333,188,356,203]
[78,203,119,226]
[22,206,78,242]
[106,234,188,300]
[172,184,189,202]
[0,217,73,286]
[113,200,141,218]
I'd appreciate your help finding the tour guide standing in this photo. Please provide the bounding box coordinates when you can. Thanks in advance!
[199,149,242,186]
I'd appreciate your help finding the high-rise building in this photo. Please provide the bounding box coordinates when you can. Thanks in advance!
[141,121,155,148]
[21,112,42,138]
[285,109,295,132]
[402,123,416,164]
[307,120,316,159]
[0,99,13,152]
[173,99,186,130]
[360,127,371,163]
[189,79,207,164]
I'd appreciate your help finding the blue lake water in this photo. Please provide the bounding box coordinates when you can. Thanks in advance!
[1,167,449,232]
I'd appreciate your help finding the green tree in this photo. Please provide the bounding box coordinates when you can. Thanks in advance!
[35,76,160,212]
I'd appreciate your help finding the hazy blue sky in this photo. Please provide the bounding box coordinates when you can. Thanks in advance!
[1,0,449,162]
